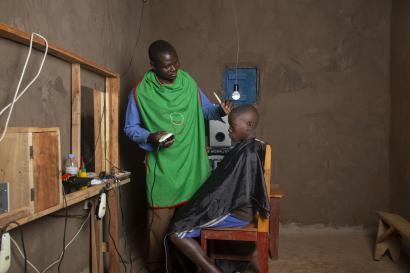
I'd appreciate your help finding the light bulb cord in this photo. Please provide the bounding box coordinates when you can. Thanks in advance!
[231,0,240,86]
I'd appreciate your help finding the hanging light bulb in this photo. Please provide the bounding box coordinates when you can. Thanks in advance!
[232,83,240,100]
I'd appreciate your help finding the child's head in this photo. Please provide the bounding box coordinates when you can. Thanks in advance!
[228,104,259,142]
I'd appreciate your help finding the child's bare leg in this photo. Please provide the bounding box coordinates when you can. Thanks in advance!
[169,234,223,273]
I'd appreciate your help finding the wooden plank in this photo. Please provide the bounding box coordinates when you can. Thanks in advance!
[106,77,120,171]
[93,89,104,174]
[104,89,110,172]
[27,133,35,214]
[258,144,271,233]
[0,132,31,212]
[106,76,120,273]
[203,229,257,241]
[6,127,60,133]
[0,23,117,77]
[264,145,271,197]
[57,128,63,205]
[32,131,61,212]
[257,232,269,273]
[0,207,30,227]
[72,64,81,159]
[108,188,119,273]
[210,254,255,261]
[270,184,285,199]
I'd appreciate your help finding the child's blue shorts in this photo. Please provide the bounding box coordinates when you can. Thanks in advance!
[174,213,250,239]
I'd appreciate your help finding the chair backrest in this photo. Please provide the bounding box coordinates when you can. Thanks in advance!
[257,144,271,232]
[264,144,271,197]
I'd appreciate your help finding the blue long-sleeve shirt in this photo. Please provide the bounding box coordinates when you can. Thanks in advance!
[124,89,222,151]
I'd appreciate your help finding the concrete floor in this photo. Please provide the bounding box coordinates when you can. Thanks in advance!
[129,225,410,273]
[266,225,410,273]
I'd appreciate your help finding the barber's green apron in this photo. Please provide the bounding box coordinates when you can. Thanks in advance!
[135,70,210,207]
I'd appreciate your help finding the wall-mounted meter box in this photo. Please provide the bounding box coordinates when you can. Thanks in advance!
[223,67,258,105]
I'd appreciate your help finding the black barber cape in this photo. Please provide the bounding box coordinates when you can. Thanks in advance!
[165,138,270,273]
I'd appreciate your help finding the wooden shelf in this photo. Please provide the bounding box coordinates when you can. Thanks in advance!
[3,173,131,230]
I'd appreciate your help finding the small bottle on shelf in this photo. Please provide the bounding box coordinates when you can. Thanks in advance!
[64,153,78,175]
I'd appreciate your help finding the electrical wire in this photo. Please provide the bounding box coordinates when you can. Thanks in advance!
[10,236,40,273]
[0,32,48,143]
[57,189,69,272]
[148,145,161,230]
[105,158,123,173]
[118,186,133,273]
[10,212,91,273]
[41,212,90,273]
[121,0,146,77]
[231,0,240,85]
[106,191,128,273]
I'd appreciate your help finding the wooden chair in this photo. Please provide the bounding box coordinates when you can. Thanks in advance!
[200,144,284,273]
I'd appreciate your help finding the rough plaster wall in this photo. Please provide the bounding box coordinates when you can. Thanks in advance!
[150,0,391,227]
[390,0,410,220]
[0,0,150,271]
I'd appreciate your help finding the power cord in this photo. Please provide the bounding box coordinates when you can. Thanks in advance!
[118,186,134,273]
[150,145,161,208]
[106,190,127,273]
[148,145,161,231]
[0,32,48,143]
[121,0,146,77]
[57,188,69,272]
[231,0,240,86]
[10,212,91,273]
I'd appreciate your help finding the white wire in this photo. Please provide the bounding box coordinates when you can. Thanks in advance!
[10,212,91,273]
[231,0,240,85]
[10,236,41,273]
[0,32,48,142]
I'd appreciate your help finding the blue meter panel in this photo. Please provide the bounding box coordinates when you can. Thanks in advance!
[223,67,258,105]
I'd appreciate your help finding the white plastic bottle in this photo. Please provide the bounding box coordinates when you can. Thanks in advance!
[65,153,78,175]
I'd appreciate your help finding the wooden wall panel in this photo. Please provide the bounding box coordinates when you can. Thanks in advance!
[105,76,120,273]
[106,76,119,171]
[93,89,105,174]
[71,64,81,159]
[0,133,31,212]
[32,131,61,212]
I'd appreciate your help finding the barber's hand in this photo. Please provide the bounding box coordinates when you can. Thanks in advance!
[221,100,234,115]
[147,131,166,143]
[162,137,175,148]
[147,131,175,148]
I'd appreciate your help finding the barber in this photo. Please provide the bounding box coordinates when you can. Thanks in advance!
[124,40,232,273]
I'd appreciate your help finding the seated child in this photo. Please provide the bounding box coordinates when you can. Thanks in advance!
[165,104,270,273]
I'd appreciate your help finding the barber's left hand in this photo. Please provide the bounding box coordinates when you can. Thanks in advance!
[221,100,233,115]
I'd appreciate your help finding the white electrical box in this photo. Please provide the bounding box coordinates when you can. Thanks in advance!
[209,116,231,147]
[0,182,9,214]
